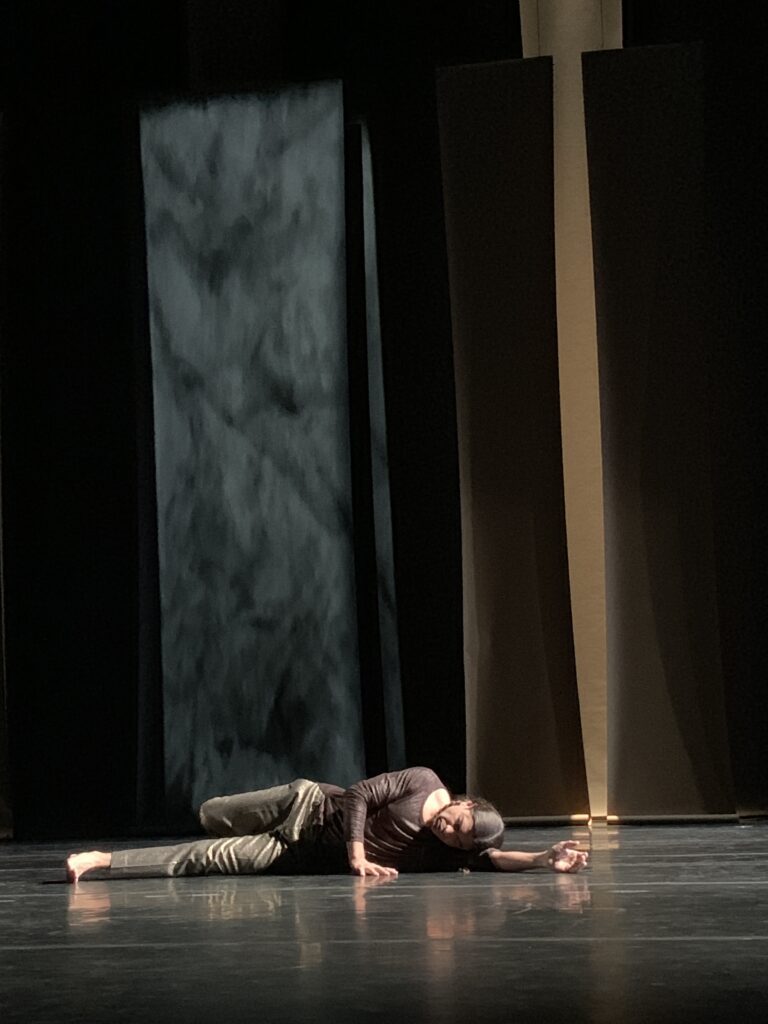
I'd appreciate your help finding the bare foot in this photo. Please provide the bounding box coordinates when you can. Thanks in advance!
[66,851,112,883]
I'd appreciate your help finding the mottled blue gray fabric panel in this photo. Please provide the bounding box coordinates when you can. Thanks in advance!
[140,83,364,815]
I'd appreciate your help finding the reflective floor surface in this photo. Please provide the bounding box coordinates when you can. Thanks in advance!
[1,823,767,1023]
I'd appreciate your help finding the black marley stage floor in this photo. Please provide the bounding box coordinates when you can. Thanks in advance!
[1,823,767,1023]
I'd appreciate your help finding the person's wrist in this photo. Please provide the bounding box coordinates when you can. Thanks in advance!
[347,840,365,868]
[535,849,551,870]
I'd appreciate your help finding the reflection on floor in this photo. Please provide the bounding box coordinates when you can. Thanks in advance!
[1,824,767,1022]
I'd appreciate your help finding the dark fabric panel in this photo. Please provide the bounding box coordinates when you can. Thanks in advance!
[0,111,11,837]
[128,114,167,832]
[619,2,768,820]
[367,73,467,793]
[360,126,406,772]
[1,4,187,839]
[437,58,588,817]
[344,123,388,777]
[584,44,735,816]
[2,99,141,838]
[705,47,768,818]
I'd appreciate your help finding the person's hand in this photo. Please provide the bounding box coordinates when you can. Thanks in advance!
[546,841,589,873]
[349,857,398,879]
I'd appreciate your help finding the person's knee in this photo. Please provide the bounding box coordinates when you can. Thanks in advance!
[199,797,231,835]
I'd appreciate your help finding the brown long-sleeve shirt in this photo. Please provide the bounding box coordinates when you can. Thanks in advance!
[316,767,496,873]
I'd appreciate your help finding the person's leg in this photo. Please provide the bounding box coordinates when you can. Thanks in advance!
[199,778,320,837]
[109,832,286,878]
[67,832,290,882]
[66,781,326,882]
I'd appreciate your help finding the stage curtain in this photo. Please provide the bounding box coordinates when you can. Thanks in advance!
[139,85,365,826]
[584,43,740,817]
[438,57,589,817]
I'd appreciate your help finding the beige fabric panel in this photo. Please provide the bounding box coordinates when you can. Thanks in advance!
[439,57,589,817]
[519,0,622,818]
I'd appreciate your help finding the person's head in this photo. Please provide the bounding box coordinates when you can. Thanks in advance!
[430,796,504,852]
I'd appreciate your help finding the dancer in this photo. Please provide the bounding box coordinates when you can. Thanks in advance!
[66,767,588,881]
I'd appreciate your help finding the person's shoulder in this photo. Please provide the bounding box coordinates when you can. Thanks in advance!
[402,766,446,791]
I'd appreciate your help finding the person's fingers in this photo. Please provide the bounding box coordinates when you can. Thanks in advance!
[552,840,590,868]
[553,848,587,872]
[559,850,589,873]
[371,864,394,878]
[354,861,399,878]
[369,872,398,885]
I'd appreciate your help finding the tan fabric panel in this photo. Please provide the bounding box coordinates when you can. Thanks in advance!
[438,57,588,817]
[519,0,622,818]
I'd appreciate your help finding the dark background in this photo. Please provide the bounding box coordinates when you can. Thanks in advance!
[0,1,765,837]
[0,1,522,837]
[601,4,767,817]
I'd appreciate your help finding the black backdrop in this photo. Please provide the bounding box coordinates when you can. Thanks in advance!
[620,4,767,814]
[2,2,766,837]
[0,1,521,838]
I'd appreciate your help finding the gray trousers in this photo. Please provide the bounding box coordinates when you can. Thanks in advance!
[110,779,325,878]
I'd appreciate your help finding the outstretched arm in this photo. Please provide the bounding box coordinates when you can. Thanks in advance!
[487,841,588,873]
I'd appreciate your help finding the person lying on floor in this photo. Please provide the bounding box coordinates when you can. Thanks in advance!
[65,766,589,882]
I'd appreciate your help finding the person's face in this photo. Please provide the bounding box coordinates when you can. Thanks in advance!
[431,800,476,850]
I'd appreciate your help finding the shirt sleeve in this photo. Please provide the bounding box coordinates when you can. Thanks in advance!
[407,843,500,873]
[467,850,499,872]
[343,767,444,843]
